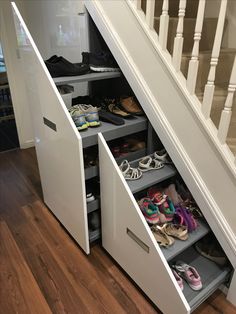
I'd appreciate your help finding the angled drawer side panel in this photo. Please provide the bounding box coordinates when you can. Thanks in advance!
[98,133,190,314]
[12,4,90,254]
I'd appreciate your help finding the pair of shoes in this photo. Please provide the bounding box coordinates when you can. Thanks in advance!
[82,51,120,72]
[172,261,202,291]
[195,235,227,266]
[173,205,198,232]
[69,104,100,130]
[138,197,168,225]
[111,143,129,158]
[138,155,164,172]
[45,55,90,77]
[119,160,142,181]
[148,188,176,222]
[118,96,144,115]
[151,223,188,247]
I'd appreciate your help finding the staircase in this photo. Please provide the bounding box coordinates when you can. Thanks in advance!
[84,0,236,277]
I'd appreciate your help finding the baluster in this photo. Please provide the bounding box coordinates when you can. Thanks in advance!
[134,0,142,10]
[146,0,155,29]
[172,0,186,72]
[187,0,206,94]
[217,55,236,144]
[202,0,228,118]
[159,0,169,50]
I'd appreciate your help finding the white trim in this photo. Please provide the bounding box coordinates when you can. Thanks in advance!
[85,0,236,266]
[20,139,35,149]
[127,0,236,179]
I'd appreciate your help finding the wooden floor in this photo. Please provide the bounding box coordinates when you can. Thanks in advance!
[0,147,235,314]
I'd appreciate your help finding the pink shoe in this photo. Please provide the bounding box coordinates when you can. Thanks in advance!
[173,261,202,291]
[172,269,184,291]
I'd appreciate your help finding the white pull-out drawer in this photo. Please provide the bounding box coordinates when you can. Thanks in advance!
[98,133,190,314]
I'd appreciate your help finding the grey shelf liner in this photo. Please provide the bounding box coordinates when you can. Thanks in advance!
[87,199,100,214]
[162,220,210,261]
[85,165,99,180]
[127,163,177,193]
[89,229,101,243]
[53,71,121,85]
[81,116,147,148]
[171,246,231,312]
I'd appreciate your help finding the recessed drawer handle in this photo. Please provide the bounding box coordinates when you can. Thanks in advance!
[126,228,149,253]
[43,117,57,132]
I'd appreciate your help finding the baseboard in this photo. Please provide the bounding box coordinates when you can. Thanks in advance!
[20,139,35,149]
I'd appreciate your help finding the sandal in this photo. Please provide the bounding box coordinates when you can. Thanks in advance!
[151,225,175,247]
[174,206,198,232]
[119,160,142,180]
[172,261,202,291]
[162,223,188,241]
[154,149,172,164]
[138,156,164,172]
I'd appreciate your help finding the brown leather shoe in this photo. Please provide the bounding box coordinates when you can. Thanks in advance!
[119,97,144,115]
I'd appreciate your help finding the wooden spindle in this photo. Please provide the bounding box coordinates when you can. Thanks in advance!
[187,0,206,94]
[146,0,155,29]
[202,0,228,118]
[172,0,186,72]
[159,0,169,50]
[134,0,142,10]
[218,55,236,144]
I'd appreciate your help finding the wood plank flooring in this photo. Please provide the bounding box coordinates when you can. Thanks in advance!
[0,147,235,314]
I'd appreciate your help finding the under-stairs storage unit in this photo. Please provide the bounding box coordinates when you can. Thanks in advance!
[12,2,234,314]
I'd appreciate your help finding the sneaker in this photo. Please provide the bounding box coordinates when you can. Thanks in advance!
[69,106,88,131]
[138,197,160,224]
[172,269,184,291]
[173,261,202,291]
[79,104,100,127]
[82,51,120,72]
[195,235,227,266]
[45,56,90,77]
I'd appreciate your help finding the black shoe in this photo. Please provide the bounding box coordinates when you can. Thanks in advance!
[45,56,90,77]
[82,51,120,72]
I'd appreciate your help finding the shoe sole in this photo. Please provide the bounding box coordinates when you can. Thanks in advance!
[77,124,88,131]
[87,121,100,127]
[90,66,120,72]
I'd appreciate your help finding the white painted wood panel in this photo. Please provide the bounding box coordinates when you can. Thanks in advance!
[12,3,90,254]
[98,133,189,314]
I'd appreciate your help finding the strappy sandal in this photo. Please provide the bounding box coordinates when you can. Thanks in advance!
[138,156,164,172]
[151,225,175,247]
[108,103,132,118]
[154,149,172,164]
[162,223,188,241]
[119,160,142,180]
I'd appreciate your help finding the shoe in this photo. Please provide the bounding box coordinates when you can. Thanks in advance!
[154,149,172,164]
[108,103,133,118]
[119,96,144,115]
[172,269,184,291]
[86,192,95,203]
[45,56,90,77]
[138,197,161,224]
[79,104,100,127]
[98,109,125,125]
[195,235,227,266]
[164,183,183,206]
[119,160,142,181]
[172,261,202,291]
[126,139,146,152]
[162,223,188,241]
[83,51,120,72]
[151,225,175,247]
[174,206,198,232]
[69,106,88,131]
[138,156,164,172]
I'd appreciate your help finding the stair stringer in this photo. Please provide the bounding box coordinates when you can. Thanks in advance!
[85,0,236,267]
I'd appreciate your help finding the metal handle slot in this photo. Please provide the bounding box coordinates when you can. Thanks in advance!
[43,117,57,132]
[127,228,149,253]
